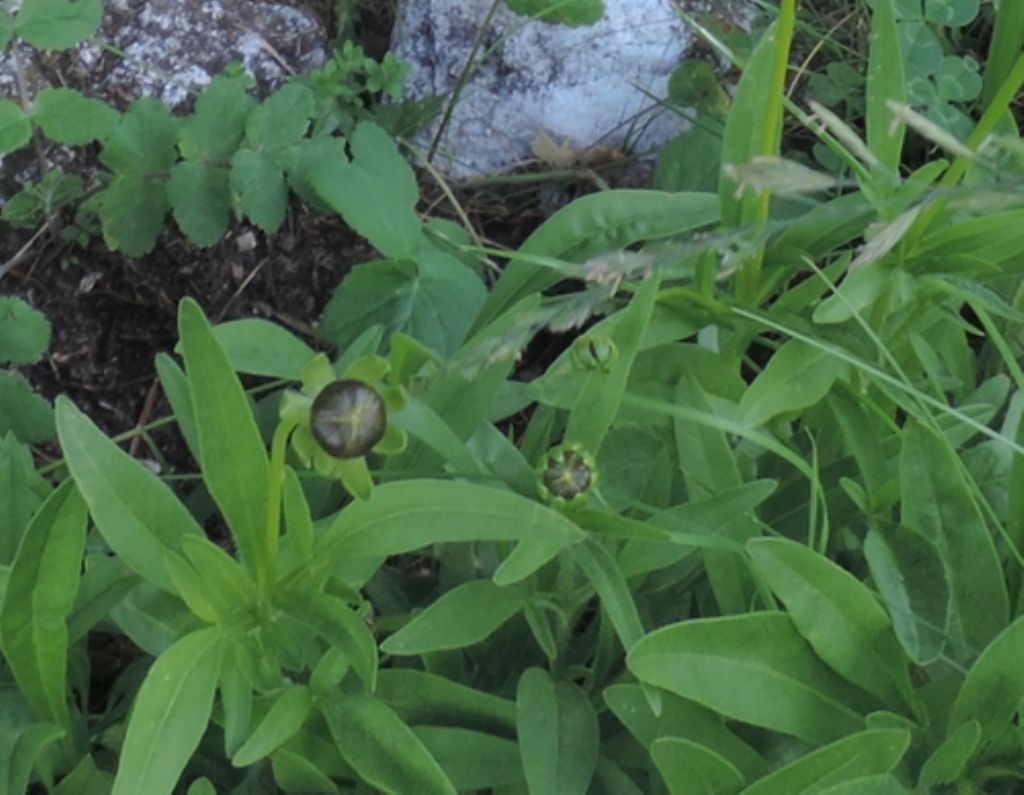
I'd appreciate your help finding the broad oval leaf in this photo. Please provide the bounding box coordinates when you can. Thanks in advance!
[516,668,600,795]
[627,613,864,744]
[948,615,1024,744]
[748,538,915,714]
[651,737,744,795]
[739,340,849,428]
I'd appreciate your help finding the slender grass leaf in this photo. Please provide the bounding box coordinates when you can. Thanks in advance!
[604,684,767,781]
[741,729,910,795]
[233,685,313,767]
[179,299,269,578]
[651,737,744,795]
[748,538,915,714]
[414,726,524,790]
[863,525,949,665]
[900,422,1008,653]
[322,692,456,795]
[381,579,529,655]
[866,0,907,171]
[0,481,85,726]
[516,668,599,795]
[56,397,203,593]
[627,613,865,744]
[112,626,225,795]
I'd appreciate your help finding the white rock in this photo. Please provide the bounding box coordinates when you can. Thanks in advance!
[392,0,744,178]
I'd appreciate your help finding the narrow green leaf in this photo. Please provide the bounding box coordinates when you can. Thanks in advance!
[900,422,1008,653]
[51,754,115,793]
[233,685,313,767]
[651,737,744,795]
[739,340,848,427]
[112,627,225,795]
[748,538,915,713]
[376,669,516,736]
[516,668,599,795]
[381,579,528,655]
[572,538,644,652]
[565,270,661,454]
[866,0,907,171]
[948,615,1024,743]
[321,692,456,795]
[178,299,269,578]
[604,684,767,781]
[627,613,864,744]
[917,719,980,790]
[279,591,377,691]
[271,748,340,794]
[474,191,719,333]
[316,480,584,580]
[0,481,85,726]
[0,433,49,564]
[742,729,910,795]
[154,353,200,464]
[414,726,524,791]
[56,397,203,592]
[863,525,949,665]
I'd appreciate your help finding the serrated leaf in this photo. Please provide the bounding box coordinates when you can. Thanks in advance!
[179,75,253,160]
[319,255,485,357]
[310,121,423,258]
[167,161,231,247]
[100,173,169,256]
[0,297,50,365]
[244,83,314,151]
[0,99,31,154]
[504,0,604,26]
[230,148,287,233]
[0,371,54,444]
[14,0,102,49]
[32,87,118,145]
[100,97,179,175]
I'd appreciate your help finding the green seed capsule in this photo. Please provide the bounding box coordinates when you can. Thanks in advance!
[538,444,596,505]
[310,379,386,459]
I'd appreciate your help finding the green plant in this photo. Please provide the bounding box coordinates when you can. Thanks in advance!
[0,296,53,445]
[2,0,1024,791]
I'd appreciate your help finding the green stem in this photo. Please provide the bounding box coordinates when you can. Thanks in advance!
[735,0,797,305]
[263,420,296,598]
